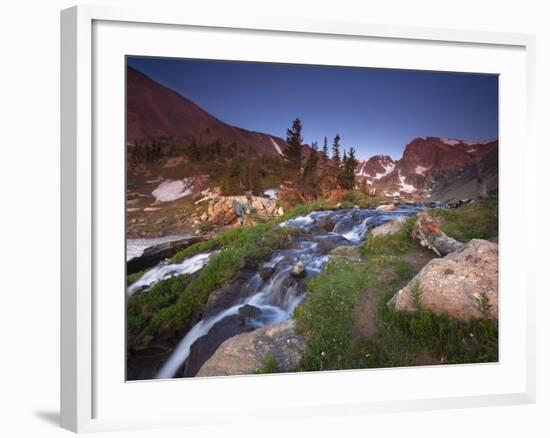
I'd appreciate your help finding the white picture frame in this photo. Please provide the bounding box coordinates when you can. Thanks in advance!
[60,4,537,433]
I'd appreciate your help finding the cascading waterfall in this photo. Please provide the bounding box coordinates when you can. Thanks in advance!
[155,205,423,379]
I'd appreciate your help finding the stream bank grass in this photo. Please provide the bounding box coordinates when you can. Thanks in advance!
[295,257,372,371]
[127,274,192,349]
[364,295,499,367]
[431,197,498,242]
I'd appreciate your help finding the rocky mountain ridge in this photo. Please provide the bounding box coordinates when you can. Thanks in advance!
[355,136,498,201]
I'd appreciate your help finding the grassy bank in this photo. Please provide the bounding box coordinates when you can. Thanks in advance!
[431,197,498,242]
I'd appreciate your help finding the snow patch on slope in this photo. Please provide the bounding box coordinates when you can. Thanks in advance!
[152,178,194,202]
[270,138,283,156]
[398,173,416,193]
[373,162,395,180]
[441,138,461,146]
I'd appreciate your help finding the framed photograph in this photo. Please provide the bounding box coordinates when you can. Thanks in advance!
[61,5,536,433]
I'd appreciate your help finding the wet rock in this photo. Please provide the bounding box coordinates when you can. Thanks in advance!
[196,320,306,377]
[387,239,498,321]
[330,245,362,260]
[291,261,307,278]
[412,210,464,256]
[237,304,262,325]
[204,278,257,319]
[316,215,335,232]
[332,217,357,235]
[259,265,275,281]
[314,235,350,254]
[375,204,396,211]
[370,216,407,237]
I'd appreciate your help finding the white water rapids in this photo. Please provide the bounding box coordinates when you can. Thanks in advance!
[127,253,214,296]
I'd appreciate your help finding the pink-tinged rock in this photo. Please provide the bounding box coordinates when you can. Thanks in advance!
[412,210,464,256]
[387,239,498,321]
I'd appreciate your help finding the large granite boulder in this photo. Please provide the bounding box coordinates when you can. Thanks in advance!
[412,210,464,256]
[196,320,306,377]
[387,239,498,321]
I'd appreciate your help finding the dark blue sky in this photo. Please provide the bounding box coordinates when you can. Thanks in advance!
[128,56,498,160]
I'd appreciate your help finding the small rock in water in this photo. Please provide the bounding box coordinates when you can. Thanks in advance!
[259,265,275,281]
[375,204,396,211]
[316,215,335,232]
[291,261,307,278]
[237,304,262,325]
[238,304,262,319]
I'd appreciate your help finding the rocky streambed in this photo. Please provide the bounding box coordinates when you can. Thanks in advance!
[128,204,423,380]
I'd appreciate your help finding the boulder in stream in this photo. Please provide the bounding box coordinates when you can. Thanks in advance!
[291,261,307,278]
[196,320,306,377]
[237,304,262,325]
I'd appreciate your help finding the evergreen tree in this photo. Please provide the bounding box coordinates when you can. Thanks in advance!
[338,149,348,188]
[322,136,329,159]
[343,147,359,189]
[284,118,303,174]
[331,134,341,167]
[302,142,319,196]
